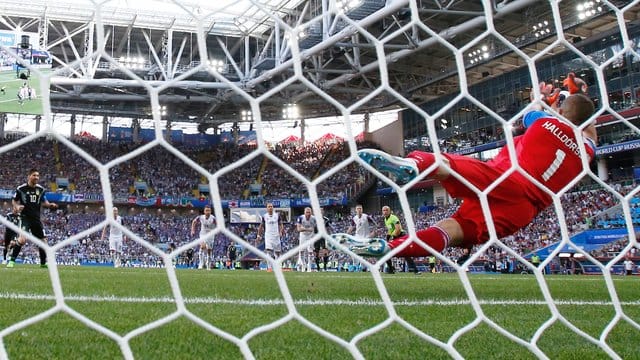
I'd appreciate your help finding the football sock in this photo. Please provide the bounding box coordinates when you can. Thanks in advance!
[385,259,395,273]
[406,258,418,273]
[39,247,47,265]
[10,244,22,261]
[406,151,436,173]
[296,255,303,270]
[388,226,449,257]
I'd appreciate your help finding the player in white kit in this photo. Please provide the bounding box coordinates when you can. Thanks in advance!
[257,202,283,270]
[191,205,216,270]
[347,204,376,239]
[101,207,125,268]
[17,84,29,106]
[296,207,317,272]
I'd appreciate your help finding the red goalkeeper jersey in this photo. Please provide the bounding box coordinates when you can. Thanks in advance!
[439,114,596,246]
[489,116,596,207]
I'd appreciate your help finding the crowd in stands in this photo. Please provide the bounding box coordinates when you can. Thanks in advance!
[591,237,638,259]
[0,49,17,67]
[2,179,636,270]
[0,138,58,190]
[0,137,375,203]
[0,135,638,271]
[405,102,640,155]
[598,130,640,146]
[266,141,375,199]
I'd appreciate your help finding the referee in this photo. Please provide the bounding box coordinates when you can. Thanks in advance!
[382,206,420,275]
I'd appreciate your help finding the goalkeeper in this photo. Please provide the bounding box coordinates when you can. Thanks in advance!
[332,75,597,262]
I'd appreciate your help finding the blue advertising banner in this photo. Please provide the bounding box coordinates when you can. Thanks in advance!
[139,128,156,142]
[0,189,13,200]
[220,130,258,145]
[596,139,640,155]
[183,133,219,146]
[0,31,16,47]
[1,189,346,209]
[108,127,133,142]
[164,129,184,143]
[452,138,640,158]
[109,127,185,144]
[45,193,76,203]
[529,228,638,259]
[453,139,506,155]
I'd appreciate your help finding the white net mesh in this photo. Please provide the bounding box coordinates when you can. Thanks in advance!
[0,0,639,358]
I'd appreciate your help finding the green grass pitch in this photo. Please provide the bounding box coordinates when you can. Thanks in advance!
[0,69,48,115]
[0,267,638,359]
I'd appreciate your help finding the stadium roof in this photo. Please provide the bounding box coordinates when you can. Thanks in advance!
[0,0,638,128]
[0,0,306,36]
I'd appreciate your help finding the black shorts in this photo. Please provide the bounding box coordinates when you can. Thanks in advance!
[4,216,26,244]
[21,218,46,239]
[4,229,17,245]
[314,238,326,251]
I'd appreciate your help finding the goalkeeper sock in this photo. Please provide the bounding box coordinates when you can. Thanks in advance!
[388,226,449,257]
[406,151,436,173]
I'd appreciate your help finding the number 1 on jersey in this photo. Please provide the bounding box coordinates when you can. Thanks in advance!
[542,149,566,182]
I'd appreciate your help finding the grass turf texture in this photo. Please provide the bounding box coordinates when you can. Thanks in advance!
[0,69,48,115]
[0,267,638,359]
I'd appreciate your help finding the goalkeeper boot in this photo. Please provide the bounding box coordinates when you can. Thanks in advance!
[329,233,390,257]
[40,264,48,269]
[6,260,15,268]
[358,149,418,185]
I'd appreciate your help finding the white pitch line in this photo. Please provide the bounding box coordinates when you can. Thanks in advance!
[0,292,639,307]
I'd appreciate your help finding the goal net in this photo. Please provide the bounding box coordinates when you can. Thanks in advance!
[0,0,639,358]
